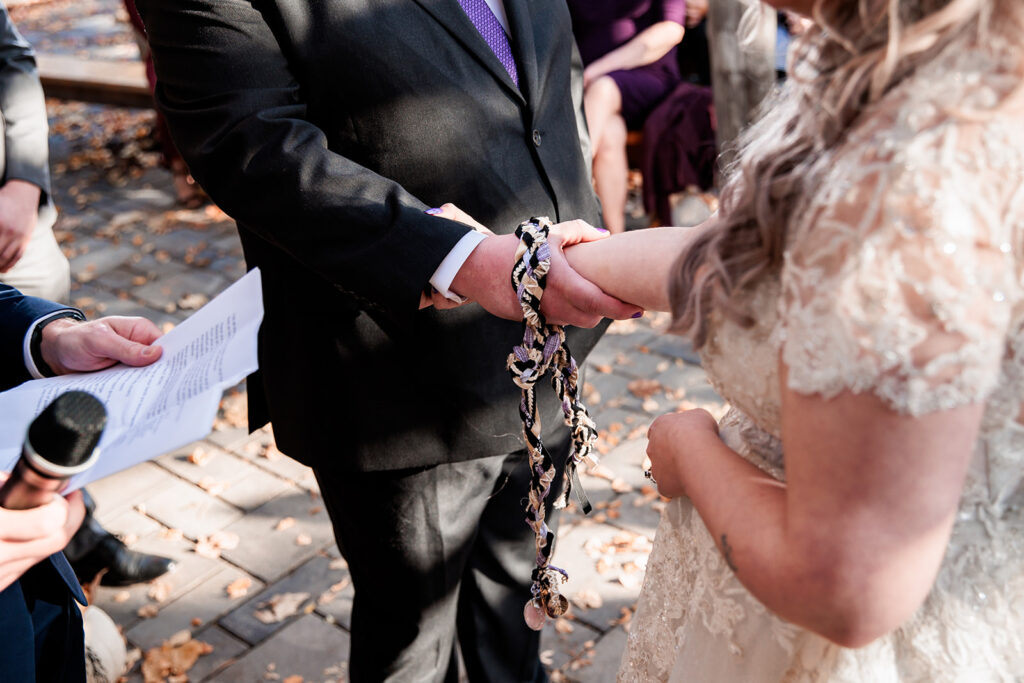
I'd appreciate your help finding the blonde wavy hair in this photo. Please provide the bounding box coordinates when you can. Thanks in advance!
[670,0,1024,346]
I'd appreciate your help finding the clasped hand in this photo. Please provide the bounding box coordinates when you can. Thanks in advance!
[645,408,719,498]
[0,180,42,273]
[0,483,85,592]
[425,203,642,327]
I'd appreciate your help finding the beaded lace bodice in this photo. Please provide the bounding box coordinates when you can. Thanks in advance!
[621,34,1024,682]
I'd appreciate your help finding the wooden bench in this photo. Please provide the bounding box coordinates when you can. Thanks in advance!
[36,53,151,109]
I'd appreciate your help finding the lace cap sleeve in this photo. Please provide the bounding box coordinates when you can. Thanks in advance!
[780,115,1020,415]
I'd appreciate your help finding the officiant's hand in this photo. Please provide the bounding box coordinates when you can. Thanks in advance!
[433,204,642,327]
[40,316,164,376]
[0,474,85,591]
[645,408,720,498]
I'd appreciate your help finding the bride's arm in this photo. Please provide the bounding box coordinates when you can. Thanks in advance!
[648,367,977,648]
[560,225,699,313]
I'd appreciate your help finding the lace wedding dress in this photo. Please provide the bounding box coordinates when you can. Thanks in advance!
[620,34,1024,682]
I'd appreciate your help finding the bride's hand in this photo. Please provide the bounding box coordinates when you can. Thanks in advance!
[427,203,494,234]
[645,408,719,498]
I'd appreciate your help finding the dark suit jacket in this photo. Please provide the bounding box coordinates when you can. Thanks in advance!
[137,0,607,471]
[0,283,87,683]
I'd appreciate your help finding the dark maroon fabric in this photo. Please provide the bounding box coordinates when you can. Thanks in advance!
[123,0,181,168]
[567,0,686,128]
[641,82,716,221]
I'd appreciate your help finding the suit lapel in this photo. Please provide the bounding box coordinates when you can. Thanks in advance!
[410,0,525,104]
[50,553,87,605]
[503,0,541,107]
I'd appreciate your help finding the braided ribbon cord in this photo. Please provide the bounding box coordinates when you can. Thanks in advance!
[507,217,600,624]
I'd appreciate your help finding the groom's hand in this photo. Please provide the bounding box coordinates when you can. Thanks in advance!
[437,206,642,327]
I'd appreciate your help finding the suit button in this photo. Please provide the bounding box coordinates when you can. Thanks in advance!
[532,129,542,147]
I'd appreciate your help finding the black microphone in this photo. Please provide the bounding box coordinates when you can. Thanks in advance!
[0,391,106,511]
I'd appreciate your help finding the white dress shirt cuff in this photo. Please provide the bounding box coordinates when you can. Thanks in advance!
[23,309,80,379]
[429,230,488,303]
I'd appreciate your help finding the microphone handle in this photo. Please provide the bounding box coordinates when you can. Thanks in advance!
[0,456,70,511]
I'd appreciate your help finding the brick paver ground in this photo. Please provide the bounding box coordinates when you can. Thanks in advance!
[7,2,726,680]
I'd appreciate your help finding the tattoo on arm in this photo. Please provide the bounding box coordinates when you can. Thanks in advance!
[720,534,737,573]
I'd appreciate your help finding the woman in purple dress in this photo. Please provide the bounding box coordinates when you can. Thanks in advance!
[568,0,687,232]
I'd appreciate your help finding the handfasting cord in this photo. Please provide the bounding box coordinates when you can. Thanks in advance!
[507,217,600,630]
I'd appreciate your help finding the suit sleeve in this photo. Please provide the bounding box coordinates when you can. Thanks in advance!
[134,0,470,326]
[0,6,51,202]
[0,284,70,390]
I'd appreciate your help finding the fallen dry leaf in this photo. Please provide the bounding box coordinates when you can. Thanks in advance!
[283,677,304,683]
[275,517,296,532]
[627,378,662,399]
[113,590,131,603]
[295,533,312,547]
[254,592,310,624]
[194,530,239,559]
[178,293,209,310]
[618,572,643,589]
[141,632,213,683]
[137,604,159,619]
[209,530,239,549]
[187,447,213,466]
[197,477,228,496]
[610,478,632,494]
[610,606,634,627]
[148,580,172,603]
[572,589,603,610]
[226,577,253,599]
[554,618,575,634]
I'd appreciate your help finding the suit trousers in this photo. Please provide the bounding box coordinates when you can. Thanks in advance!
[314,437,569,683]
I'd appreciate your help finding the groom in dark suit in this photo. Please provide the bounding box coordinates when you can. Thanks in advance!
[135,1,637,679]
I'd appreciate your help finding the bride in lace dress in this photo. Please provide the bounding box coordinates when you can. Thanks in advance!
[563,0,1024,679]
[434,0,1022,676]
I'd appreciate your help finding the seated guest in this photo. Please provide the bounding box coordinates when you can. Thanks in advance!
[567,0,686,233]
[0,283,163,682]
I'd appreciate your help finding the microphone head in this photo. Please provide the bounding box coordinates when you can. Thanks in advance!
[28,391,107,469]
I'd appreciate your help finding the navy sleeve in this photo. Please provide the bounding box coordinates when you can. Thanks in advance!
[0,284,71,390]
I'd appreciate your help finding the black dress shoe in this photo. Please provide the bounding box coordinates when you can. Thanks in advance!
[70,534,176,587]
[65,489,177,587]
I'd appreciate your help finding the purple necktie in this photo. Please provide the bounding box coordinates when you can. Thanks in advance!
[457,0,519,86]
